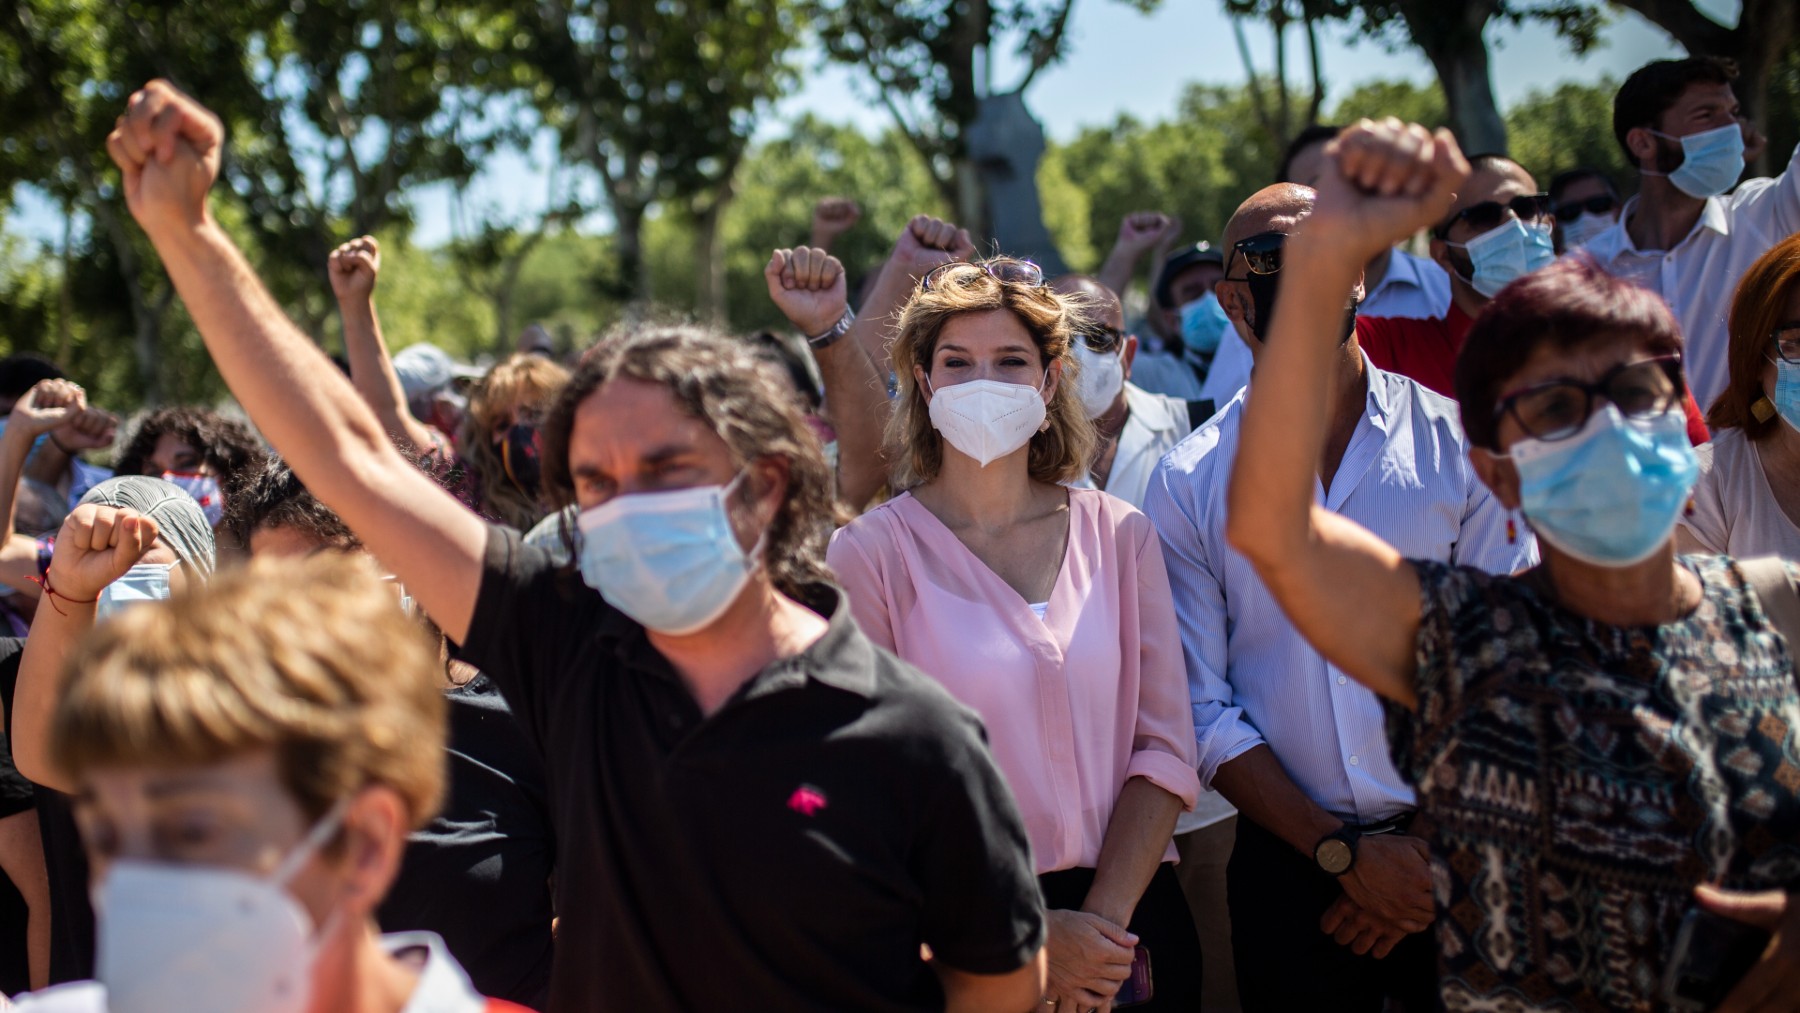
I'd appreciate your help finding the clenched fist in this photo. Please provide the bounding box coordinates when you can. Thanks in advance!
[329,235,383,304]
[765,247,849,337]
[105,80,225,238]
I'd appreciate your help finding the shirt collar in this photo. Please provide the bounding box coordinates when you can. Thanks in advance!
[1367,249,1426,299]
[1609,194,1730,254]
[1360,348,1397,424]
[1123,383,1185,438]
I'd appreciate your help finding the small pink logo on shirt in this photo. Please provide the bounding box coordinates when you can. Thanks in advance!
[787,785,828,816]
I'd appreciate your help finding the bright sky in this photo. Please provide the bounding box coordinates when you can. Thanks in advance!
[7,1,1725,249]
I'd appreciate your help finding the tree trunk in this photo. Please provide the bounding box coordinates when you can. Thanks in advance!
[612,199,651,306]
[1397,0,1508,154]
[695,184,735,326]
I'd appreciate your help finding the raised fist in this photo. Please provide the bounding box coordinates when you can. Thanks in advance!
[105,80,225,237]
[810,198,862,248]
[329,235,383,304]
[4,380,85,444]
[1307,118,1469,261]
[889,214,976,283]
[1114,212,1180,256]
[765,247,849,337]
[46,505,162,602]
[58,407,120,453]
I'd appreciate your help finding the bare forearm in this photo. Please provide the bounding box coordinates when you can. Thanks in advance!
[1081,776,1183,928]
[12,603,89,791]
[1211,745,1342,858]
[339,299,436,454]
[814,336,889,509]
[0,431,32,546]
[853,263,918,379]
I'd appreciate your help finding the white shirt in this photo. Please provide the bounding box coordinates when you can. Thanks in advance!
[1682,425,1800,558]
[1075,383,1193,509]
[1143,359,1538,823]
[1359,247,1451,321]
[1583,144,1800,410]
[10,932,496,1013]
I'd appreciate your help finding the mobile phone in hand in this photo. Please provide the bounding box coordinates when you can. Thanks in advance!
[1661,906,1771,1012]
[1114,945,1154,1008]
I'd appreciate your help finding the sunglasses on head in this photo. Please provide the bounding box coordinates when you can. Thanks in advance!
[1437,193,1552,238]
[1223,232,1286,280]
[1553,194,1618,221]
[921,257,1045,292]
[1494,354,1685,443]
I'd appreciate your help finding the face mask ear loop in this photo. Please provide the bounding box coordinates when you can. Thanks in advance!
[272,795,354,887]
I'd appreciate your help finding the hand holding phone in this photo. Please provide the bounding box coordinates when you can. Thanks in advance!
[1661,905,1771,1012]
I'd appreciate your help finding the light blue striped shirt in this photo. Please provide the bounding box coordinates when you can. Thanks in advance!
[1143,356,1537,823]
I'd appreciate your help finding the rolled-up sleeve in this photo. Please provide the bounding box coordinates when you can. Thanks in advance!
[1127,520,1201,810]
[1143,460,1267,790]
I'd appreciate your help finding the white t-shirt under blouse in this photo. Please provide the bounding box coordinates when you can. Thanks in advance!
[1682,425,1800,559]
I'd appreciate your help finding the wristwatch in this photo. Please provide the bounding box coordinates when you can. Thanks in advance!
[1314,826,1361,876]
[807,307,856,350]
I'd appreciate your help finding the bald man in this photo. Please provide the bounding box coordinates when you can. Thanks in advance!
[1144,183,1535,1011]
[1049,275,1201,508]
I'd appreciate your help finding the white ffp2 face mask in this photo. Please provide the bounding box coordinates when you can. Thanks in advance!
[1071,343,1124,418]
[925,377,1048,467]
[93,799,349,1013]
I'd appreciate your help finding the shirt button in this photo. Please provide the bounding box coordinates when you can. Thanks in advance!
[1336,676,1347,686]
[1349,755,1361,766]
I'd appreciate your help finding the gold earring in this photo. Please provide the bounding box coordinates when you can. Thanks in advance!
[1753,396,1777,423]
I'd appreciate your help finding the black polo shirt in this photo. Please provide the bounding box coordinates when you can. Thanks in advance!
[460,525,1044,1012]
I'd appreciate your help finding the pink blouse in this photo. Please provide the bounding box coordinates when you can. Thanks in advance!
[828,488,1200,873]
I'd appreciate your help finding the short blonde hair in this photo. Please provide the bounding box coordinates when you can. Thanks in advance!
[52,553,446,830]
[887,269,1096,489]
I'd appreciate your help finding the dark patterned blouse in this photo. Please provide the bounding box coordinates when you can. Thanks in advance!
[1390,555,1800,1012]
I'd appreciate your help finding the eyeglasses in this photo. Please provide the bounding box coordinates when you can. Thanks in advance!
[1553,194,1618,221]
[1437,193,1552,237]
[1772,323,1800,364]
[1223,232,1286,280]
[1494,355,1685,442]
[921,258,1045,292]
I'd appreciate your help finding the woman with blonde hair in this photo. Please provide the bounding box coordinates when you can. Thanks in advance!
[829,258,1203,1012]
[1681,232,1800,556]
[460,353,570,531]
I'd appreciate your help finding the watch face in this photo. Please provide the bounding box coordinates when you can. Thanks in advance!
[1316,837,1354,875]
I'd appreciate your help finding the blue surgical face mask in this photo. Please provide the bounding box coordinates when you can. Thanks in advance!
[1178,292,1230,355]
[574,473,763,635]
[1770,356,1800,433]
[1445,218,1556,299]
[1504,404,1698,568]
[96,562,177,621]
[1646,123,1745,199]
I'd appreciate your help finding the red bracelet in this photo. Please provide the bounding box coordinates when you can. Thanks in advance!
[28,574,98,617]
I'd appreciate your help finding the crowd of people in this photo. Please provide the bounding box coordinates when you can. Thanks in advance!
[0,51,1794,1013]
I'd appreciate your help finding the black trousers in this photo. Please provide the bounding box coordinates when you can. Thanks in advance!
[1228,816,1438,1012]
[1038,862,1202,1011]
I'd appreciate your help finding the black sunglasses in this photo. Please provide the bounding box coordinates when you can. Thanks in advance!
[1437,193,1552,238]
[921,257,1045,292]
[1494,355,1685,443]
[1553,194,1618,221]
[1223,232,1286,280]
[1078,325,1125,354]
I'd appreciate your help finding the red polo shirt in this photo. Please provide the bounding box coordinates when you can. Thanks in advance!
[1356,307,1710,445]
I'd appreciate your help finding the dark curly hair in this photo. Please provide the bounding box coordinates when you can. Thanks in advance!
[221,457,360,553]
[540,325,835,599]
[115,407,268,496]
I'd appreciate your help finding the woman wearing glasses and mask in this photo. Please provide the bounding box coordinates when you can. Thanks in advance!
[830,259,1204,1013]
[1229,119,1800,1011]
[1682,234,1800,558]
